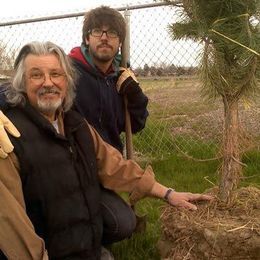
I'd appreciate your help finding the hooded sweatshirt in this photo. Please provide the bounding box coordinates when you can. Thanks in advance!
[68,45,148,153]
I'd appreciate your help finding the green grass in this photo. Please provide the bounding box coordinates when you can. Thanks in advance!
[241,151,260,188]
[112,78,260,259]
[111,144,220,259]
[133,121,176,158]
[112,137,260,259]
[111,149,260,259]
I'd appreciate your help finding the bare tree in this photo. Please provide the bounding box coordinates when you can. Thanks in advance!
[0,41,15,73]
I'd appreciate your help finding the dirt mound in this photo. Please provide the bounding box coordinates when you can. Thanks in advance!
[158,187,260,260]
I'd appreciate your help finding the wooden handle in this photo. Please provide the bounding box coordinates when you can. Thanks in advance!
[124,96,134,159]
[121,15,134,160]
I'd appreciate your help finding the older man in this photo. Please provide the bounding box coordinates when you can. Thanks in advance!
[0,7,149,248]
[0,41,212,259]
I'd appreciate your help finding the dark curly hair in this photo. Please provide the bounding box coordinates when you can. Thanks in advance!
[82,6,126,44]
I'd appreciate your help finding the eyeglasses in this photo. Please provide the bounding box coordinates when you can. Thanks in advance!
[89,28,119,38]
[28,70,66,85]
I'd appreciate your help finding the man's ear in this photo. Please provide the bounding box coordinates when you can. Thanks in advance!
[85,38,89,45]
[119,42,122,48]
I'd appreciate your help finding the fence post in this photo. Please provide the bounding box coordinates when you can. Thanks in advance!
[122,8,130,66]
[121,8,134,160]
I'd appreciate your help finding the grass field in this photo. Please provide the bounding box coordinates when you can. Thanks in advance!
[111,77,260,259]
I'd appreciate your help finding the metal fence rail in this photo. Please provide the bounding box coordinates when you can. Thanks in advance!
[1,2,259,167]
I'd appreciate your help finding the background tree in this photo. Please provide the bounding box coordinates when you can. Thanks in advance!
[0,42,15,71]
[164,0,260,204]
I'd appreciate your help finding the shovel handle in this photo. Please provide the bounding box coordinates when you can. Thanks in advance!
[124,96,134,159]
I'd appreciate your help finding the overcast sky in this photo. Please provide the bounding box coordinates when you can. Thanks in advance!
[0,0,154,20]
[0,0,201,68]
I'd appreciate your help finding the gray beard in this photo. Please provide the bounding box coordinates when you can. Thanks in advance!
[37,98,62,115]
[36,86,63,115]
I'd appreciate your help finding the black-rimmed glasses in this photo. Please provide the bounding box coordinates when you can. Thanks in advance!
[89,28,119,38]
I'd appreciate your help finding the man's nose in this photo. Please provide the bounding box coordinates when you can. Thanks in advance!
[43,74,53,85]
[100,31,109,40]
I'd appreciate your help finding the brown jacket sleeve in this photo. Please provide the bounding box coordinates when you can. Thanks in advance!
[0,153,48,260]
[87,123,157,204]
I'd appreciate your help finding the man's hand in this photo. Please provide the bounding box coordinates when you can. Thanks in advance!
[167,191,213,211]
[0,111,20,158]
[116,67,140,95]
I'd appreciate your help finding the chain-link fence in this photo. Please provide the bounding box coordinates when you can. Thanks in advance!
[1,2,260,168]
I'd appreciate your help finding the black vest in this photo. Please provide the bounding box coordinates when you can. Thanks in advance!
[6,103,102,260]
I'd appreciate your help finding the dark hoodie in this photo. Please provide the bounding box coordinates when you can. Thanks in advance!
[68,46,148,153]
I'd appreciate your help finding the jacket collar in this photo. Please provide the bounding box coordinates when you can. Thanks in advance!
[68,44,121,77]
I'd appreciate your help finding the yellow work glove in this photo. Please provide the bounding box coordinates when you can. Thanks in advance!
[0,111,20,158]
[116,67,140,95]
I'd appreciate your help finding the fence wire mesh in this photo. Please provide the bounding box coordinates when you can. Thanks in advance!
[0,2,259,171]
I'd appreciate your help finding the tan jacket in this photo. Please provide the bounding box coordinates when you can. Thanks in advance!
[0,120,156,259]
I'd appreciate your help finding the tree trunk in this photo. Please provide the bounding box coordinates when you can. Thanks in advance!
[219,98,242,204]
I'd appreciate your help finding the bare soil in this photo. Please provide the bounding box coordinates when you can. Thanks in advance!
[146,78,260,144]
[157,187,260,260]
[143,77,260,159]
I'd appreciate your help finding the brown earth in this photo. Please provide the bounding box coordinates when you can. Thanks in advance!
[148,79,260,143]
[157,186,260,260]
[143,78,260,160]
